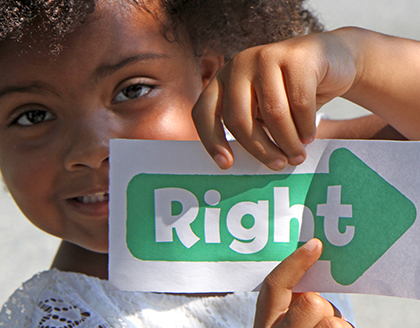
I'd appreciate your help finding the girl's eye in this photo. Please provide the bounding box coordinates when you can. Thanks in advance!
[14,110,55,126]
[113,83,153,103]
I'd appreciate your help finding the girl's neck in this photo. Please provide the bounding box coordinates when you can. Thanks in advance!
[51,240,109,280]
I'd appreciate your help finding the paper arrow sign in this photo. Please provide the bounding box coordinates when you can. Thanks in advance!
[125,148,416,286]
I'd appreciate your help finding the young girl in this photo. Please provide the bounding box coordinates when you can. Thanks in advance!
[0,0,408,327]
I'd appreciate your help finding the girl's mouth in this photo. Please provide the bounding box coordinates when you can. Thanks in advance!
[66,191,110,218]
[75,192,109,204]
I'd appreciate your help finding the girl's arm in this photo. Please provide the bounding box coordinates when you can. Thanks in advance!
[316,114,406,140]
[341,27,420,140]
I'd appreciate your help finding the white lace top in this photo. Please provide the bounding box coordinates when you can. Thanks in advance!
[0,269,355,327]
[0,269,258,328]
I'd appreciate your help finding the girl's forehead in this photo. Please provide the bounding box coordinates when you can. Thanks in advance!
[81,1,159,37]
[0,1,196,91]
[69,4,186,60]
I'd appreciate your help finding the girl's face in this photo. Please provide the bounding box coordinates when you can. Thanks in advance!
[0,2,221,252]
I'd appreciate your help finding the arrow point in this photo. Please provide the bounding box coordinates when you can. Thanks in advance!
[322,148,416,285]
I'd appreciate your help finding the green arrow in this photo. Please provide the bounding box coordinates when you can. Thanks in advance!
[309,148,417,285]
[126,148,416,286]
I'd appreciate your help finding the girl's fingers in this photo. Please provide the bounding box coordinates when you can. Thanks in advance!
[253,239,323,328]
[253,52,312,165]
[255,239,352,328]
[192,75,234,169]
[313,317,356,328]
[221,59,289,170]
[194,58,290,171]
[194,42,320,170]
[274,292,340,328]
[281,60,318,145]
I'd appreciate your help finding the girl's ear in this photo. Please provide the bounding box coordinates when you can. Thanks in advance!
[199,54,224,90]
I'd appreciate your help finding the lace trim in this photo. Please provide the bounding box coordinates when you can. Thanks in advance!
[34,288,110,328]
[37,297,94,328]
[0,269,258,327]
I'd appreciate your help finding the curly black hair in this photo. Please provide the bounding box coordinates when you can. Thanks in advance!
[160,0,323,59]
[0,1,95,40]
[0,0,323,58]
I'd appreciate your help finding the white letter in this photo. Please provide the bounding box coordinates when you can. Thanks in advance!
[204,208,221,243]
[317,185,354,246]
[227,201,269,254]
[274,187,314,243]
[155,188,200,248]
[204,190,222,243]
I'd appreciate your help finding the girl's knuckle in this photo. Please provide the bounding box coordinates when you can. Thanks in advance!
[317,316,347,328]
[298,292,326,313]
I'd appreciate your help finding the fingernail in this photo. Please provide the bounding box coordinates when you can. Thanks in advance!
[269,159,286,171]
[302,239,318,252]
[301,136,315,145]
[288,155,305,166]
[214,153,229,169]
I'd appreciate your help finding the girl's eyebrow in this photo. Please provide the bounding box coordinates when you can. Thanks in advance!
[0,82,59,99]
[0,53,169,99]
[93,53,169,81]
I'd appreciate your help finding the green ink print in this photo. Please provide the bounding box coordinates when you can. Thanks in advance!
[126,148,416,286]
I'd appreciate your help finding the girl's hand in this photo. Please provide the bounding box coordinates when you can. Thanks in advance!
[254,239,353,328]
[193,29,359,170]
[194,26,420,169]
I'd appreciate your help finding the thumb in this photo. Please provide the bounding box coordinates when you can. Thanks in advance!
[253,238,323,328]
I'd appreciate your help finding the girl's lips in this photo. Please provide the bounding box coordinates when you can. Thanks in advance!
[66,192,109,217]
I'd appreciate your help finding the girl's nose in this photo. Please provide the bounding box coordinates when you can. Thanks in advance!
[63,116,112,171]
